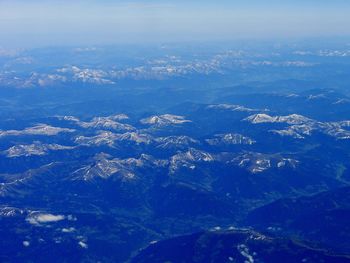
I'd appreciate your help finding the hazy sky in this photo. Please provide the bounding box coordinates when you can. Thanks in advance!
[0,0,350,47]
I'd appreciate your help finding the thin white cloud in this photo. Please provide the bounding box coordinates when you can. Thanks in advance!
[78,241,88,249]
[26,213,66,225]
[23,241,30,247]
[62,227,76,233]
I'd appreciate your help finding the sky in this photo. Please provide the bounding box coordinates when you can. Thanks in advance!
[0,0,350,47]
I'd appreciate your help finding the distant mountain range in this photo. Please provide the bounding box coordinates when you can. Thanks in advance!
[1,44,350,262]
[131,229,350,263]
